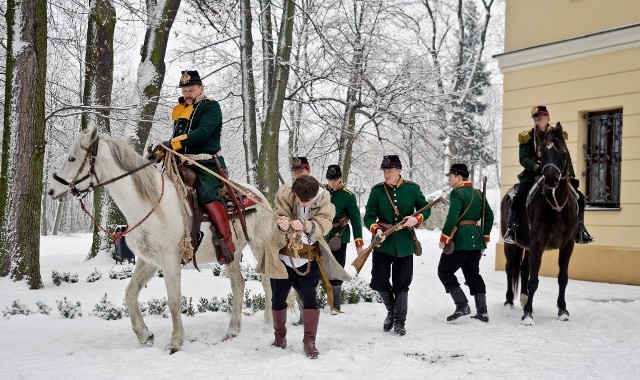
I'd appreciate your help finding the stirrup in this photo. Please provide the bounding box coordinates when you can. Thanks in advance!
[503,229,516,244]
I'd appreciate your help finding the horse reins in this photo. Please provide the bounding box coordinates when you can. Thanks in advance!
[52,136,157,199]
[53,135,164,241]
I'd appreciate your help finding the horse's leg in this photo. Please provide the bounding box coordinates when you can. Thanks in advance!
[224,256,245,341]
[125,259,159,347]
[162,260,185,353]
[557,241,574,321]
[520,250,530,307]
[504,244,516,306]
[522,247,542,325]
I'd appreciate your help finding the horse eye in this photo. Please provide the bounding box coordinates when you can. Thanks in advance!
[68,156,76,162]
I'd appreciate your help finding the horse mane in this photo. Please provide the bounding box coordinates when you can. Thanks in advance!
[99,134,162,211]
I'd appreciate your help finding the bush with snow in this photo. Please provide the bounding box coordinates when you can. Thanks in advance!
[2,300,32,318]
[109,265,134,280]
[147,297,168,318]
[36,301,52,315]
[92,294,124,320]
[56,297,82,319]
[86,268,102,283]
[343,275,382,304]
[52,270,79,286]
[181,296,197,316]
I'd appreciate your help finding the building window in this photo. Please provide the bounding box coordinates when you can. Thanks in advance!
[583,109,622,208]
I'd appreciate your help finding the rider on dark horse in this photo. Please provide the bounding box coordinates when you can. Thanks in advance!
[153,70,235,264]
[503,106,594,245]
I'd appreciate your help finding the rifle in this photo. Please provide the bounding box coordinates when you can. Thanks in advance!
[480,176,487,231]
[351,196,444,274]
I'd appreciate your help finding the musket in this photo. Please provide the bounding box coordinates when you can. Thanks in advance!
[351,196,444,274]
[481,176,487,231]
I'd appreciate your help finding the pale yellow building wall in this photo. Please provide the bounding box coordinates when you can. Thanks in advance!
[504,0,640,52]
[501,47,640,249]
[498,3,640,285]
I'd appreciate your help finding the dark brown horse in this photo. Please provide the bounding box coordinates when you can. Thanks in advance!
[500,122,579,325]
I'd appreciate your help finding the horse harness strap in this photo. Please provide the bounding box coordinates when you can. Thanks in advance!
[80,174,165,242]
[212,154,250,241]
[52,135,157,198]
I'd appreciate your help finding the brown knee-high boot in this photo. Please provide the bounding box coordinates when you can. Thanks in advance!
[272,309,287,349]
[203,200,235,264]
[302,309,320,359]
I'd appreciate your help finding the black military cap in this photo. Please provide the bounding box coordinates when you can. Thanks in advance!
[447,163,469,178]
[178,70,203,87]
[325,164,342,179]
[291,156,310,172]
[380,155,402,169]
[531,105,549,118]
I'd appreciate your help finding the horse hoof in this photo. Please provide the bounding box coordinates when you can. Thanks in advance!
[503,300,514,308]
[222,333,236,342]
[558,310,570,321]
[141,333,154,347]
[168,347,180,355]
[521,313,534,326]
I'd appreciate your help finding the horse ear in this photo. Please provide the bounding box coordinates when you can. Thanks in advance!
[82,123,99,146]
[553,122,565,140]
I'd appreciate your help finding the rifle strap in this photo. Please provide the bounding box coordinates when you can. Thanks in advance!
[449,191,475,240]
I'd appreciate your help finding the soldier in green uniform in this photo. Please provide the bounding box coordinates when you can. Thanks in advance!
[438,164,494,322]
[363,155,431,336]
[154,70,235,264]
[324,164,364,312]
[503,106,593,244]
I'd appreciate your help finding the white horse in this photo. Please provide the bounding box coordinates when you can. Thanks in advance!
[48,125,274,353]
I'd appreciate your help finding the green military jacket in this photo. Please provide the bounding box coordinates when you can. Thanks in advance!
[324,183,364,247]
[169,96,225,204]
[440,181,494,251]
[518,125,575,183]
[363,178,430,257]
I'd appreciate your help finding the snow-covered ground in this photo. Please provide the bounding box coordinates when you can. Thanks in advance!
[1,230,638,379]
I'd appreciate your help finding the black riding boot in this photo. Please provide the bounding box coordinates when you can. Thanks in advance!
[447,287,471,322]
[503,210,519,244]
[393,292,408,336]
[470,293,489,323]
[378,291,395,332]
[575,212,594,244]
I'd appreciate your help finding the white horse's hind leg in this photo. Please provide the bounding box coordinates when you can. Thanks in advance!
[162,261,185,354]
[224,258,244,341]
[125,260,158,347]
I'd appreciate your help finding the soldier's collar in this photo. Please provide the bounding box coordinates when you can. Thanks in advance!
[385,177,404,188]
[326,181,344,192]
[193,93,206,104]
[454,180,473,189]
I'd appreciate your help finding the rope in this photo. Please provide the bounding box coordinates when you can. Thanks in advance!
[163,154,194,263]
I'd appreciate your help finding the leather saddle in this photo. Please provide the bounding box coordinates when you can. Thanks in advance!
[177,165,257,256]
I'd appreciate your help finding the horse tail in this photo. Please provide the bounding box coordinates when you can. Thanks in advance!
[512,248,521,297]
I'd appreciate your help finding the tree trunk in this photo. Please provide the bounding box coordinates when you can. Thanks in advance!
[338,39,364,184]
[257,0,296,201]
[259,0,275,112]
[0,0,47,289]
[0,0,17,277]
[133,0,182,153]
[82,0,119,260]
[239,0,259,186]
[52,202,64,236]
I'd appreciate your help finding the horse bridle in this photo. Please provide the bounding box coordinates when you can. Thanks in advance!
[51,135,156,200]
[539,138,570,212]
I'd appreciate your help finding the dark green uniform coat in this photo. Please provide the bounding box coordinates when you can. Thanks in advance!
[439,181,494,250]
[170,96,226,204]
[363,178,430,257]
[324,183,364,247]
[518,125,575,184]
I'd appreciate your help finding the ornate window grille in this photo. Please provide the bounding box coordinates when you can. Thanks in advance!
[583,110,622,208]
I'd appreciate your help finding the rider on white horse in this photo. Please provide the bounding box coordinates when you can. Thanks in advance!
[152,70,235,264]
